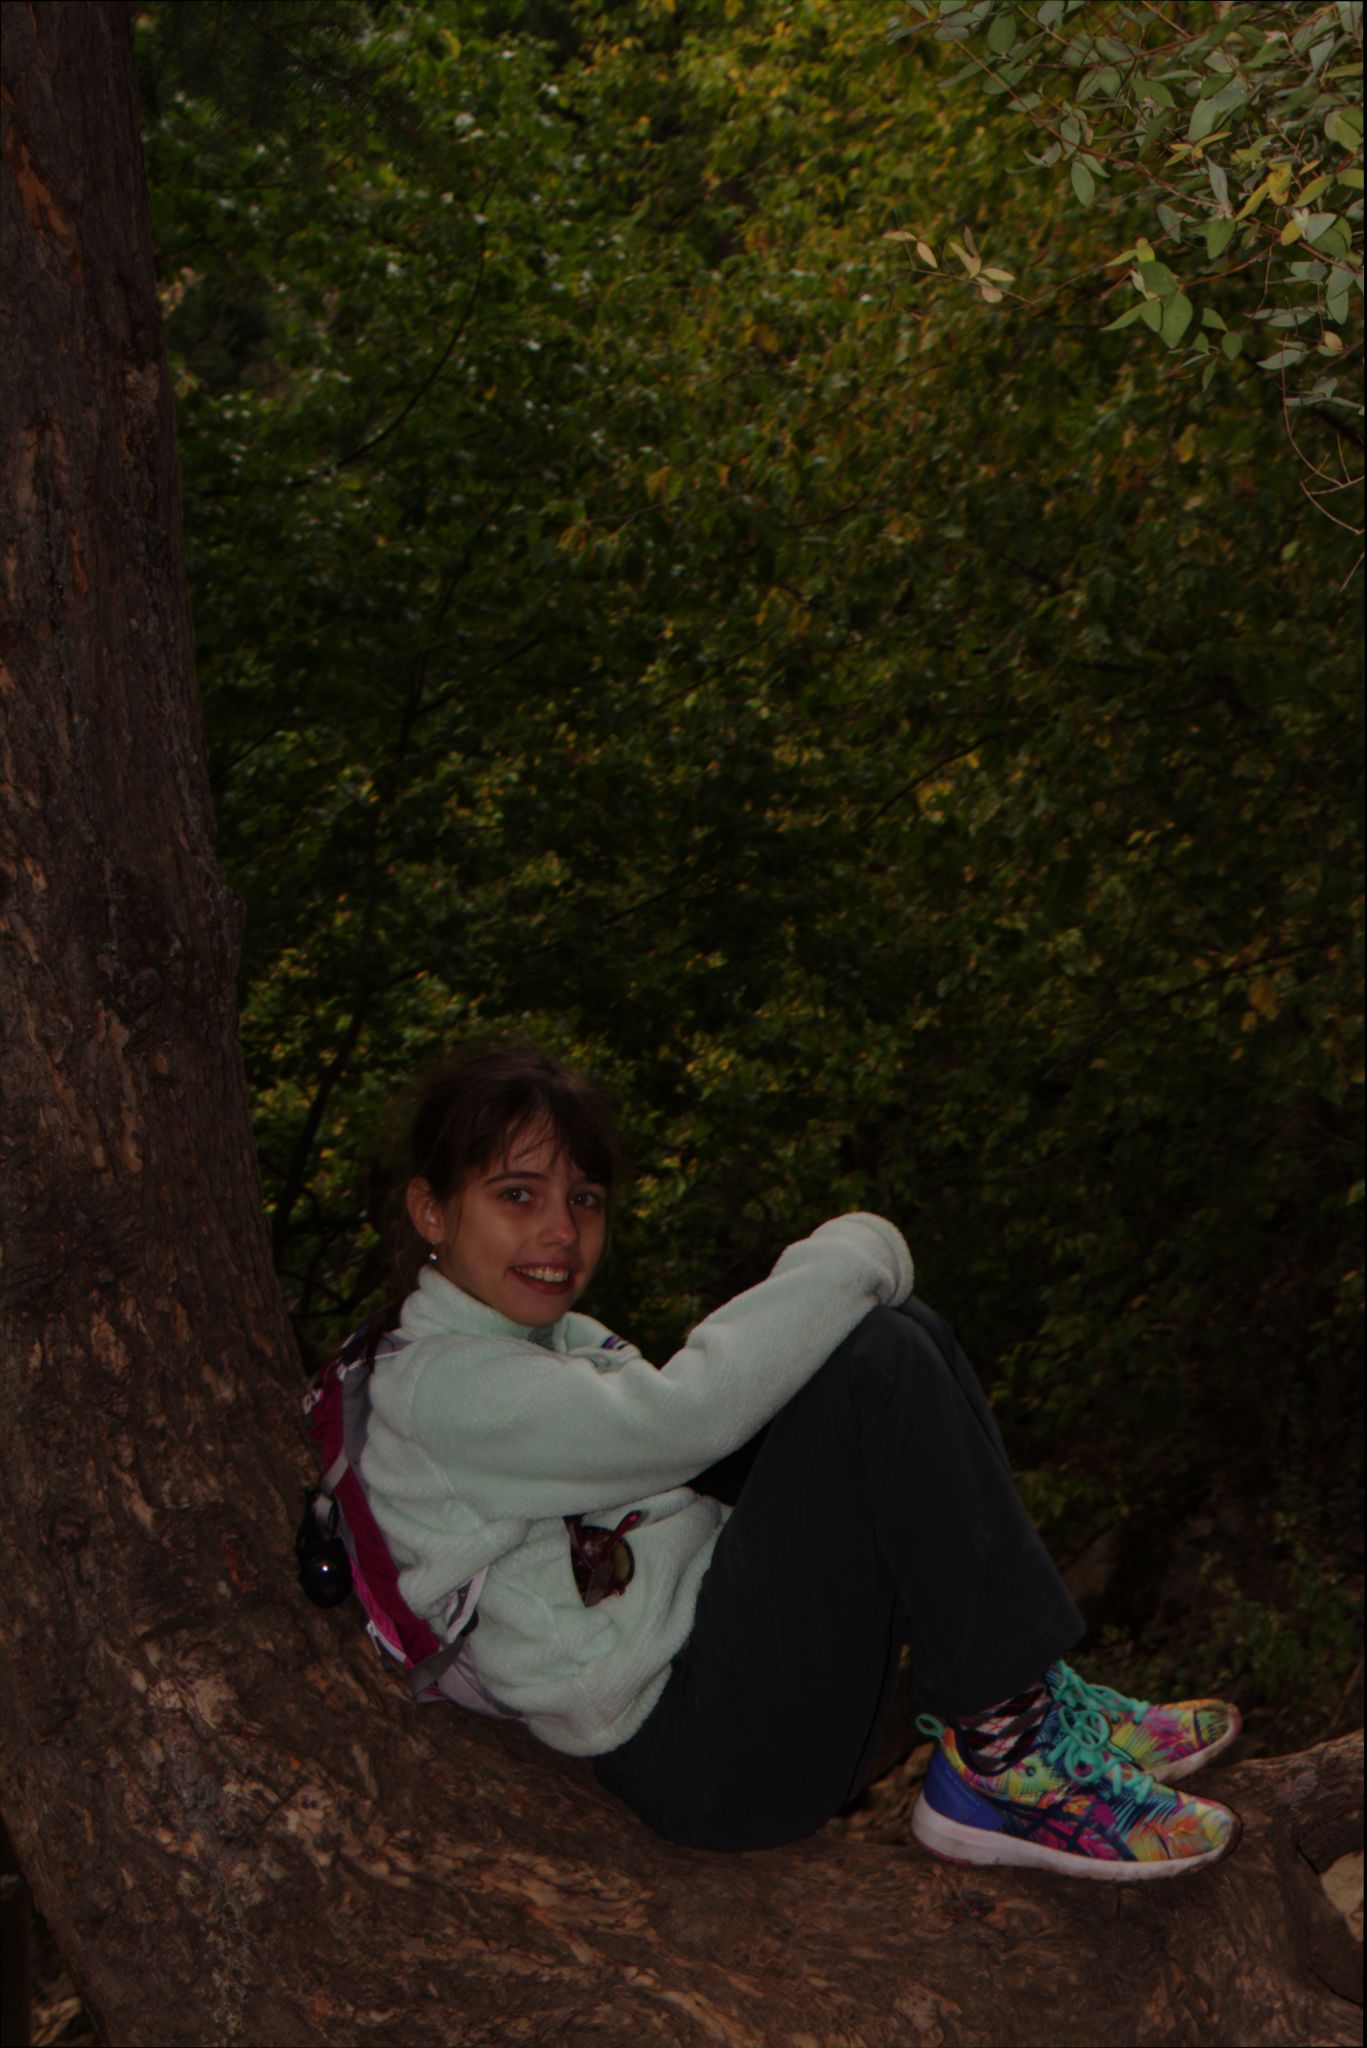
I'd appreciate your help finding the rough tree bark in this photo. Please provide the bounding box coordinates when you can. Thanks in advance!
[0,6,1361,2045]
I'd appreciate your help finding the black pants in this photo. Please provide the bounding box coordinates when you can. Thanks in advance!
[593,1300,1083,1850]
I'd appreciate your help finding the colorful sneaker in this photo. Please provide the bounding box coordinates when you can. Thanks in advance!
[910,1709,1240,1881]
[1047,1661,1241,1786]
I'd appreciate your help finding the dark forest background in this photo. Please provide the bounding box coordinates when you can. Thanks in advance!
[138,0,1362,1756]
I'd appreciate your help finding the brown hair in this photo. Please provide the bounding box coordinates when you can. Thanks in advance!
[389,1039,625,1307]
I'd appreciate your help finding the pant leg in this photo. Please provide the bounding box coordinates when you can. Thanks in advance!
[594,1300,1082,1851]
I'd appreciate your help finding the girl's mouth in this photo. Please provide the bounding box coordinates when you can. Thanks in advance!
[511,1265,576,1294]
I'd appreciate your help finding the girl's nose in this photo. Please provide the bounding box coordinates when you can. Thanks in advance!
[542,1204,578,1246]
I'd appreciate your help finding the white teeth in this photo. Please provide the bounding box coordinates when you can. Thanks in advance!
[519,1267,570,1283]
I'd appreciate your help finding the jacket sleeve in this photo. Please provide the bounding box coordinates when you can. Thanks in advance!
[405,1213,913,1517]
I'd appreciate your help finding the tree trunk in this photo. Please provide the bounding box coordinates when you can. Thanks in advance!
[1,7,1361,2045]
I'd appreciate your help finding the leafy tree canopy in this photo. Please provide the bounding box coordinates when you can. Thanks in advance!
[897,0,1364,534]
[136,0,1362,1744]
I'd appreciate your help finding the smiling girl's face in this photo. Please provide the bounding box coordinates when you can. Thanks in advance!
[406,1122,607,1325]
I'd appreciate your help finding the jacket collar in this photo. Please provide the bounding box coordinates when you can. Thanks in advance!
[400,1263,569,1349]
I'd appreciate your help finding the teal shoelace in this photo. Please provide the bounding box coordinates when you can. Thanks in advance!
[920,1662,1158,1805]
[1046,1660,1157,1798]
[1048,1659,1151,1724]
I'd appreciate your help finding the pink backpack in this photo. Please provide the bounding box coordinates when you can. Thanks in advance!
[296,1325,518,1714]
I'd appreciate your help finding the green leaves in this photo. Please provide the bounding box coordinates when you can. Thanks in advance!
[1104,258,1197,348]
[1070,158,1096,205]
[1327,268,1353,323]
[1189,80,1249,144]
[986,8,1017,56]
[141,0,1362,1743]
[1324,103,1364,148]
[1079,66,1122,104]
[1138,258,1180,295]
[1102,302,1144,332]
[931,0,1365,438]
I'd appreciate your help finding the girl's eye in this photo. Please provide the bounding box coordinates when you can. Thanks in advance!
[499,1186,533,1204]
[573,1189,605,1211]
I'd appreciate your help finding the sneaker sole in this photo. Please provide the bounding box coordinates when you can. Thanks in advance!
[910,1795,1241,1881]
[1146,1706,1242,1787]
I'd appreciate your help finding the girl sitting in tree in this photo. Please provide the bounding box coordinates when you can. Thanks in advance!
[360,1042,1241,1876]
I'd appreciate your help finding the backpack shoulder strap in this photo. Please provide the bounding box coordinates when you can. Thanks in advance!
[407,1636,469,1698]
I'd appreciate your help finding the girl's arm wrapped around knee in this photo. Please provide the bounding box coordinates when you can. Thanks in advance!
[378,1214,914,1520]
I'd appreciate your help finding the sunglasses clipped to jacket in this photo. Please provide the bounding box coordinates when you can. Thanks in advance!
[566,1510,642,1605]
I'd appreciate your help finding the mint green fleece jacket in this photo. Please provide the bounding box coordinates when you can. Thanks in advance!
[360,1212,914,1756]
